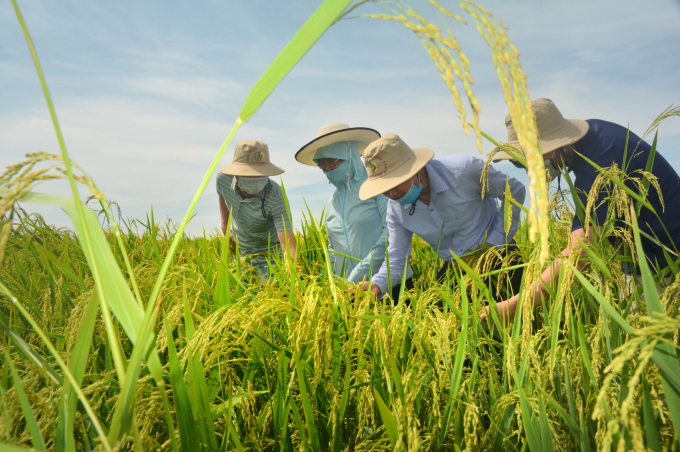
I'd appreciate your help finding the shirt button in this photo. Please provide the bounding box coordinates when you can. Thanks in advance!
[430,209,433,212]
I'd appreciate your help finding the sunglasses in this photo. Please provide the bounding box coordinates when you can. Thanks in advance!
[317,158,342,171]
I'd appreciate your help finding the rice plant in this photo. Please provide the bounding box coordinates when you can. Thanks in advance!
[1,0,679,451]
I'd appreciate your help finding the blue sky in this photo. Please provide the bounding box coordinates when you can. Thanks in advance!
[1,1,679,235]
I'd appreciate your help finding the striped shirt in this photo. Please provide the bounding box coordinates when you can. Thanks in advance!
[216,173,292,259]
[372,155,526,294]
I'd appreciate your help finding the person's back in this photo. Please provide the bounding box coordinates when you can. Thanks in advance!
[571,119,680,270]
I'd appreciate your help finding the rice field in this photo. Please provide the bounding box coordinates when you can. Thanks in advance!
[2,0,680,451]
[1,181,679,451]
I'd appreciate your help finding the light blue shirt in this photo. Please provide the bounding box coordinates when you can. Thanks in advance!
[372,155,526,294]
[316,141,413,284]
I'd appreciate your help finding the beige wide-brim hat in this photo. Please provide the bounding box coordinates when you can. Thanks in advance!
[493,98,589,162]
[219,139,285,176]
[359,134,434,201]
[295,122,380,166]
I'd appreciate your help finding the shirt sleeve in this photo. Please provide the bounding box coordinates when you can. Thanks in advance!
[465,157,526,245]
[372,203,413,296]
[347,195,389,284]
[269,185,293,233]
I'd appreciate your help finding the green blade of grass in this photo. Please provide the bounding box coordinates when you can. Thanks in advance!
[0,189,165,382]
[628,203,680,436]
[147,0,351,319]
[4,350,47,452]
[295,356,321,452]
[372,389,398,447]
[0,279,111,451]
[164,317,201,452]
[642,372,661,452]
[55,289,99,452]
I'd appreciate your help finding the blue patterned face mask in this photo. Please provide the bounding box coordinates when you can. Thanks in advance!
[395,175,423,205]
[324,160,350,185]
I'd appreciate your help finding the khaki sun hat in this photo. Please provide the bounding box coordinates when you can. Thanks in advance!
[493,98,589,162]
[219,139,285,176]
[295,122,380,166]
[358,134,434,201]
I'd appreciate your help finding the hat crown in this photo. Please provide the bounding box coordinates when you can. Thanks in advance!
[316,122,350,138]
[233,139,270,166]
[505,98,566,142]
[363,134,414,179]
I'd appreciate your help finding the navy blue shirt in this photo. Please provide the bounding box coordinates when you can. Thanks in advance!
[571,119,680,271]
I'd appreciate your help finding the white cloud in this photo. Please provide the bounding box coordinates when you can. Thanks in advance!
[126,76,242,106]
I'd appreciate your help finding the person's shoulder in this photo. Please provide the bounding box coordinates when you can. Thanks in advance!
[216,172,234,194]
[385,198,403,218]
[433,154,471,168]
[216,172,233,183]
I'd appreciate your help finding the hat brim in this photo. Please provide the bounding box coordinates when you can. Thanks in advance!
[493,118,589,162]
[219,162,285,177]
[295,127,381,166]
[359,147,434,201]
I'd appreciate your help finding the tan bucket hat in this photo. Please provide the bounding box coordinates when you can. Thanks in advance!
[493,98,589,162]
[219,139,285,176]
[295,122,380,166]
[359,134,434,201]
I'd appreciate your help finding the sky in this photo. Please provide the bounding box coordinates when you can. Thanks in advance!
[1,0,679,236]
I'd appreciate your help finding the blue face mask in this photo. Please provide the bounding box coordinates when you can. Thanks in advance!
[395,176,423,205]
[325,160,350,185]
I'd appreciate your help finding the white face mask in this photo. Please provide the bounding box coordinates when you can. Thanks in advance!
[237,176,268,194]
[544,159,561,182]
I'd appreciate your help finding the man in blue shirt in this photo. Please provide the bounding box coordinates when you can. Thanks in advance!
[484,98,680,322]
[358,133,526,300]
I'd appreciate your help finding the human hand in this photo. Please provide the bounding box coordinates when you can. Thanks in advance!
[361,281,381,297]
[228,231,236,252]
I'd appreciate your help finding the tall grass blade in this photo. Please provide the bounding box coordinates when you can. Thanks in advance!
[4,350,46,452]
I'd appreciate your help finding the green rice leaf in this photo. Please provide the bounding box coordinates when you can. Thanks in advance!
[537,391,554,451]
[295,356,321,452]
[164,317,201,452]
[642,372,661,452]
[0,189,165,383]
[238,0,352,123]
[5,350,46,452]
[372,389,398,447]
[55,289,99,452]
[628,205,680,435]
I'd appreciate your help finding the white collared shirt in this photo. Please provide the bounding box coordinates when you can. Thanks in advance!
[371,155,525,293]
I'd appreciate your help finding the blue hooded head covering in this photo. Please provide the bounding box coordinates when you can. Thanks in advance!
[313,141,367,191]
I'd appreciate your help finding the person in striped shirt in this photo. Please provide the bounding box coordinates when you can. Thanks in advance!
[217,139,296,281]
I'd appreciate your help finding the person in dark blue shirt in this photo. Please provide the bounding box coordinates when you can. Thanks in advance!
[482,98,680,322]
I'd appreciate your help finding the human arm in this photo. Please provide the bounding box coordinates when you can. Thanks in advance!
[347,195,389,283]
[361,206,413,297]
[270,187,296,264]
[481,226,598,323]
[277,230,297,263]
[466,157,526,246]
[218,195,236,251]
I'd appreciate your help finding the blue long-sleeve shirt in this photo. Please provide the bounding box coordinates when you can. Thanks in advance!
[372,155,526,293]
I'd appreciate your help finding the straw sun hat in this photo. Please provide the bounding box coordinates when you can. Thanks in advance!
[219,139,284,177]
[359,134,434,201]
[295,122,381,166]
[493,98,589,162]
